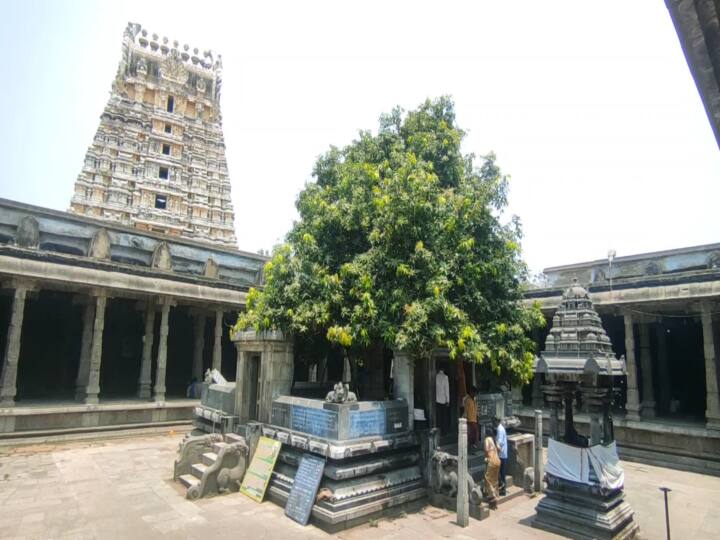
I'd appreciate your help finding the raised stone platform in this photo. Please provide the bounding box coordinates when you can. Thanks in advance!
[516,407,720,476]
[0,398,196,436]
[270,396,409,442]
[252,397,427,532]
[533,473,638,540]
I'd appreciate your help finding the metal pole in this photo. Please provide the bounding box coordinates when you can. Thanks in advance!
[660,487,671,539]
[534,409,544,493]
[457,417,469,527]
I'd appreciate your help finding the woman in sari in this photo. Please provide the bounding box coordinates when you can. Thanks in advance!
[483,428,500,509]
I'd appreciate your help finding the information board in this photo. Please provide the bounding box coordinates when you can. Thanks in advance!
[349,409,386,438]
[240,436,282,503]
[291,406,338,439]
[284,454,326,526]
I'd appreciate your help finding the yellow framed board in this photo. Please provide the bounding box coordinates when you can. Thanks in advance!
[240,436,282,502]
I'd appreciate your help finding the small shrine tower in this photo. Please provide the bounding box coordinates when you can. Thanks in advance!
[532,281,638,539]
[69,22,237,247]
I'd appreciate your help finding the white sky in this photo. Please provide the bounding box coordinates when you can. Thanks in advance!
[0,0,717,275]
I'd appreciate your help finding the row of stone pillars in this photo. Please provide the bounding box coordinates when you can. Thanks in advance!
[623,304,720,430]
[529,303,720,431]
[0,282,229,407]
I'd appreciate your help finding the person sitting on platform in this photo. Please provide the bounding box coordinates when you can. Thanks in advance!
[493,416,508,496]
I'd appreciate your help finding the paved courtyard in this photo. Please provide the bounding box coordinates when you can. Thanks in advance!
[0,430,718,539]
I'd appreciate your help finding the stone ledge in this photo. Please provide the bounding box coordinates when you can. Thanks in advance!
[0,399,200,416]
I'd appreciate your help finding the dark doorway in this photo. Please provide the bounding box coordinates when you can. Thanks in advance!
[220,312,237,381]
[99,298,143,398]
[248,354,260,421]
[664,316,705,420]
[166,306,194,397]
[17,290,83,401]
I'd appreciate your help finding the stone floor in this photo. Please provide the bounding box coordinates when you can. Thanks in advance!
[0,431,718,539]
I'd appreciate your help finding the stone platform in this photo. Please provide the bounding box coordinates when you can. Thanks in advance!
[516,407,720,476]
[0,398,196,436]
[533,473,638,539]
[256,397,427,532]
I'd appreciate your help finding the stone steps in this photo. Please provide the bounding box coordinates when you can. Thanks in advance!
[174,432,248,500]
[225,433,245,445]
[202,452,218,466]
[212,441,229,454]
[178,474,199,489]
[191,462,208,479]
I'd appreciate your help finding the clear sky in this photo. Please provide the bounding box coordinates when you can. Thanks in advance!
[0,0,717,275]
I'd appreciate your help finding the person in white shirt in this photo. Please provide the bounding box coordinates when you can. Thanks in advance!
[436,369,450,434]
[493,416,508,495]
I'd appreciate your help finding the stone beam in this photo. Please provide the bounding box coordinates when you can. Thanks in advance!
[525,278,720,312]
[0,255,247,308]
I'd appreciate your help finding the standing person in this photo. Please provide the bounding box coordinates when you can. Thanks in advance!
[493,416,508,495]
[483,427,500,509]
[463,386,479,450]
[435,368,450,435]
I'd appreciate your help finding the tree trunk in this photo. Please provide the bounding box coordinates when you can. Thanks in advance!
[456,357,467,406]
[359,341,385,401]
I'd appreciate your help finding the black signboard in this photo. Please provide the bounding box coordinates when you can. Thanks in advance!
[284,453,326,526]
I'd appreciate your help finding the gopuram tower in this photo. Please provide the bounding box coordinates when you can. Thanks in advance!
[69,22,237,247]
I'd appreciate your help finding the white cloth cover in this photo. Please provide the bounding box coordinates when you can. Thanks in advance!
[587,442,624,490]
[436,371,450,404]
[546,439,589,484]
[546,439,624,490]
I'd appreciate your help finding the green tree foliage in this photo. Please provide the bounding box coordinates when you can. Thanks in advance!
[235,97,544,384]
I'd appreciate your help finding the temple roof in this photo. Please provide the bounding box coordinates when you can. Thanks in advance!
[535,280,625,378]
[666,0,720,151]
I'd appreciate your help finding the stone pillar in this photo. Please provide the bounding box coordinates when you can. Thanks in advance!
[192,313,206,381]
[137,302,155,399]
[511,385,523,415]
[639,321,656,418]
[212,309,223,372]
[74,300,95,402]
[84,294,107,405]
[623,313,641,421]
[456,417,469,527]
[153,302,171,402]
[656,323,671,414]
[534,409,543,493]
[701,303,720,430]
[392,349,414,431]
[427,353,437,429]
[0,287,28,407]
[531,376,543,408]
[589,413,603,445]
[234,347,250,422]
[549,403,559,440]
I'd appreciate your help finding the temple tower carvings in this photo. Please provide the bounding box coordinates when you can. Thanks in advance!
[69,22,237,247]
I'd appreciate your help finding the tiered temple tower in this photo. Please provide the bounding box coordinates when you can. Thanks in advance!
[69,22,237,247]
